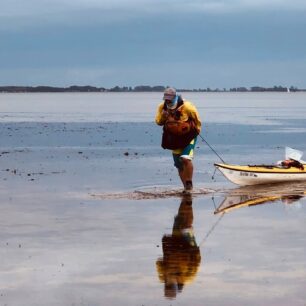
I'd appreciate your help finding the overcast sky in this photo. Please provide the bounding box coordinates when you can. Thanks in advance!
[1,0,306,88]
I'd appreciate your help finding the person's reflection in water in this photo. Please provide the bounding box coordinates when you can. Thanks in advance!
[156,195,201,299]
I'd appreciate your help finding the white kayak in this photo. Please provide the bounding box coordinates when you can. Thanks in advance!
[214,163,306,186]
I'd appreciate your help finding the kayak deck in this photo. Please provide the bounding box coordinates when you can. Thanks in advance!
[215,163,306,174]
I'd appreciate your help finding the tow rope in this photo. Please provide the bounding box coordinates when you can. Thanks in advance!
[198,134,226,164]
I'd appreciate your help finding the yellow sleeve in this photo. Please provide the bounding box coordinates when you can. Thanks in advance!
[155,102,167,126]
[185,101,202,133]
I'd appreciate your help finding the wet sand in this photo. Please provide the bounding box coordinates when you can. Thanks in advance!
[0,119,306,306]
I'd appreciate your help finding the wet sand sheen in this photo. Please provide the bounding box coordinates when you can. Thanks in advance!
[1,93,306,305]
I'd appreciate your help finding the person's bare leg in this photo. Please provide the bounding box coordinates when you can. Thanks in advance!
[178,158,193,188]
[182,158,193,182]
[178,169,185,187]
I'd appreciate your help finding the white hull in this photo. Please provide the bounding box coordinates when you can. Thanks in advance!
[216,165,306,186]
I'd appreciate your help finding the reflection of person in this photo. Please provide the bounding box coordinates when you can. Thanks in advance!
[156,195,201,299]
[155,87,201,193]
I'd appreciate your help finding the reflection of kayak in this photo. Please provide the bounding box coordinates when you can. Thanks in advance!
[215,194,305,214]
[214,183,306,214]
[214,195,281,214]
[214,163,306,186]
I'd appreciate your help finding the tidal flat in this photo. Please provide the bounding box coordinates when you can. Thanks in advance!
[0,92,306,305]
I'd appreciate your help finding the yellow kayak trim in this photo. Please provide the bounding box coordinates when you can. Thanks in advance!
[215,191,306,214]
[214,163,306,174]
[214,196,280,214]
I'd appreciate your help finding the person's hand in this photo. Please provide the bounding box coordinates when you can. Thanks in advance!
[161,110,168,118]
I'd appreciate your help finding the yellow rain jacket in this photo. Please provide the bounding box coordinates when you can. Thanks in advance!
[155,99,202,150]
[155,100,201,133]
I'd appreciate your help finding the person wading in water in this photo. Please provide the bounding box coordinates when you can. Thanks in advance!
[155,87,201,193]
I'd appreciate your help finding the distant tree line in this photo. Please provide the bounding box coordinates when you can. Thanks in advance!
[0,85,304,93]
[229,86,300,92]
[0,85,106,93]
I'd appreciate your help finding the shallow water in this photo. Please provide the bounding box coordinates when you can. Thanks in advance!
[1,92,306,125]
[0,92,306,305]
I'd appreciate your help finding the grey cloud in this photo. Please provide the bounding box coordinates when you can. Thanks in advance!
[2,57,304,88]
[0,67,116,87]
[1,0,306,32]
[2,0,306,19]
[1,0,305,87]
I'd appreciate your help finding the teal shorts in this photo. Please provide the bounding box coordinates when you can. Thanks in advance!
[172,137,197,170]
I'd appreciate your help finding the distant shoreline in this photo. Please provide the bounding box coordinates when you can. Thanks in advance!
[0,85,305,93]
